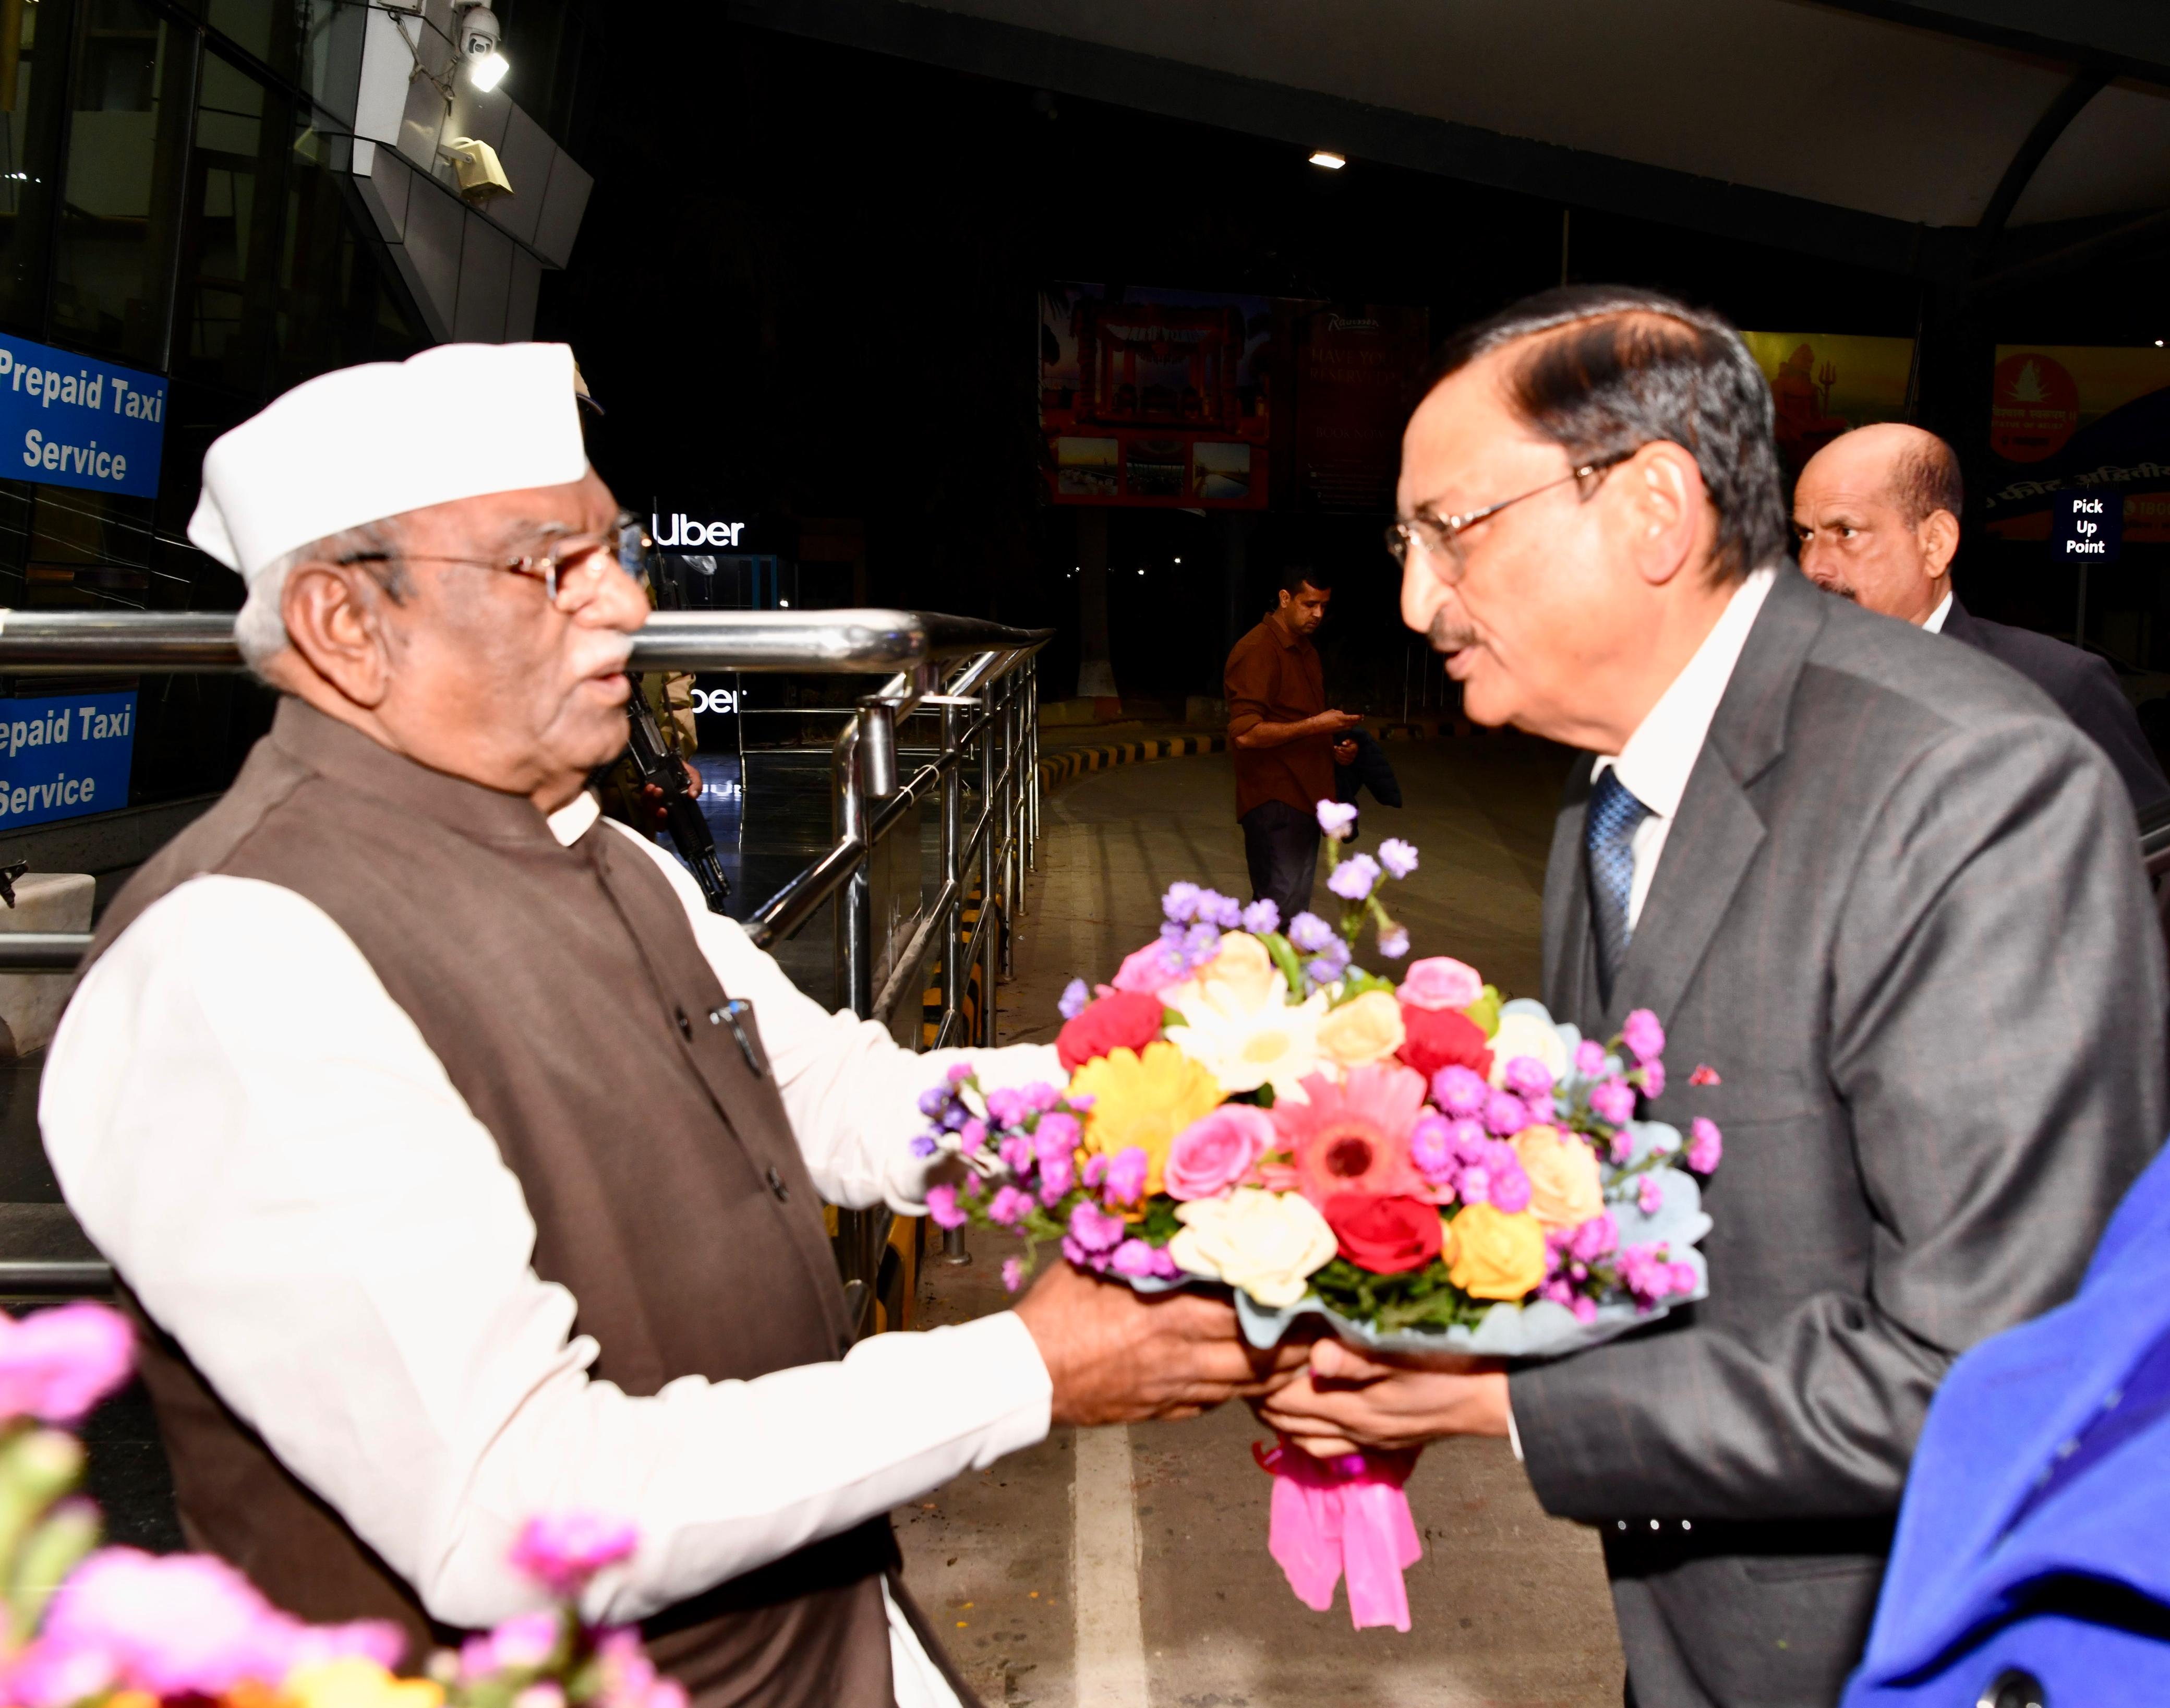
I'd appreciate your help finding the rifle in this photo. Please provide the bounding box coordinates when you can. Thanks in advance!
[624,684,731,912]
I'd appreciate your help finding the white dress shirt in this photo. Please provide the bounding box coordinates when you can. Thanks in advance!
[1592,566,1776,931]
[41,790,1063,1704]
[1922,588,1954,634]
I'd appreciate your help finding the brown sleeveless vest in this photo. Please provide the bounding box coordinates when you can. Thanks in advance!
[82,700,912,1707]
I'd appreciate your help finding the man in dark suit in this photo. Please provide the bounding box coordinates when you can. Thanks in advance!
[1794,422,2169,812]
[1261,286,2168,1706]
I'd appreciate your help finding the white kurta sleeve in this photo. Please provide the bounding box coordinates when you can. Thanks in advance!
[38,874,1052,1631]
[595,817,1066,1212]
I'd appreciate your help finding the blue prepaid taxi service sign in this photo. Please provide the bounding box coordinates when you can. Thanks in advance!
[0,691,136,827]
[0,334,165,500]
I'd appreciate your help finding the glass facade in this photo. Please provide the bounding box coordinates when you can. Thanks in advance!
[0,0,430,808]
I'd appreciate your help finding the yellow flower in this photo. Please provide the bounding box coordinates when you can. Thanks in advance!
[1316,989,1405,1069]
[1067,1040,1224,1196]
[1444,1202,1547,1301]
[284,1661,444,1708]
[1512,1125,1605,1230]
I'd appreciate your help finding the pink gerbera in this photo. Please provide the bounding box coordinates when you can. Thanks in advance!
[1271,1063,1431,1208]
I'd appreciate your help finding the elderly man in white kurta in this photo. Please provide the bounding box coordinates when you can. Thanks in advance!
[39,344,1293,1708]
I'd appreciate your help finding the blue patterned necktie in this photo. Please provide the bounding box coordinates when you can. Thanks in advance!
[1586,766,1650,1006]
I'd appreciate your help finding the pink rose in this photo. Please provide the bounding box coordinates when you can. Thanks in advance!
[1398,957,1484,1012]
[1110,939,1207,997]
[1162,1105,1275,1200]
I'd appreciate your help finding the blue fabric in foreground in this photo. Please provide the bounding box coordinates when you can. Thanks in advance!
[1843,1138,2170,1707]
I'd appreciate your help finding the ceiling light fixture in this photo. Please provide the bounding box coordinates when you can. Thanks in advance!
[1309,150,1346,170]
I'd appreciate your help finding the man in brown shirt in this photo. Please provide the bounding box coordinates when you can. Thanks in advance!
[1224,565,1361,926]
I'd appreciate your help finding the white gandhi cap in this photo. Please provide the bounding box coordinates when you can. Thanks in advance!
[188,342,592,582]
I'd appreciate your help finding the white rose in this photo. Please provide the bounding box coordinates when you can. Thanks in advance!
[1486,1010,1571,1090]
[1167,1188,1338,1308]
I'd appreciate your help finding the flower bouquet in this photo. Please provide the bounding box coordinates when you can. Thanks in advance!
[918,800,1722,1628]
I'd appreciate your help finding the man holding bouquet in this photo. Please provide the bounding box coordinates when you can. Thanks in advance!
[37,345,1299,1708]
[1263,288,2167,1706]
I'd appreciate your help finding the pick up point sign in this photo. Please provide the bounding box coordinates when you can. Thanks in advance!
[2054,491,2121,562]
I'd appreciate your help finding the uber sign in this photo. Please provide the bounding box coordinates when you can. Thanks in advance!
[652,512,747,549]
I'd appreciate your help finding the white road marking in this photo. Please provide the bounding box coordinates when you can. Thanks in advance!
[1072,1423,1149,1707]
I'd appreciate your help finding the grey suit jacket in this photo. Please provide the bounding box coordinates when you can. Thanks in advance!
[1508,566,2167,1706]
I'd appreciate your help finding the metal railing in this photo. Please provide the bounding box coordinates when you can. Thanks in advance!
[0,609,1051,1310]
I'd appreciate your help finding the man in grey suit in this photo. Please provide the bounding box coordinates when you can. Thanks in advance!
[1262,286,2167,1706]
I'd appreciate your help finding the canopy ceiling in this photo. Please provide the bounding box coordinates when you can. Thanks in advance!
[732,0,2170,283]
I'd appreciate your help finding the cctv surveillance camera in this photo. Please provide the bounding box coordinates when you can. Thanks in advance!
[457,4,502,58]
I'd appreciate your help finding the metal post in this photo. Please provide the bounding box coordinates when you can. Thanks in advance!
[834,721,874,1020]
[939,701,965,1050]
[999,665,1018,980]
[979,680,1000,1048]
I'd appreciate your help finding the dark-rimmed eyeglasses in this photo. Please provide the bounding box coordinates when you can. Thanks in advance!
[337,511,645,610]
[1385,449,1637,584]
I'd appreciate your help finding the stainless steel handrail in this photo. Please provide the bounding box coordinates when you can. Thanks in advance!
[0,608,1035,675]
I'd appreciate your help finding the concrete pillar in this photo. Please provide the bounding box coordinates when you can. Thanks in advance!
[1076,507,1117,705]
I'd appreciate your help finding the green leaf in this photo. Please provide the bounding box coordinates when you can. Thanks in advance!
[1138,1197,1184,1245]
[1332,967,1397,1007]
[1258,931,1306,999]
[1463,985,1503,1038]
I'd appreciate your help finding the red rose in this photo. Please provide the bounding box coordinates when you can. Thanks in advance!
[1056,990,1166,1072]
[1396,1003,1494,1082]
[1323,1193,1445,1274]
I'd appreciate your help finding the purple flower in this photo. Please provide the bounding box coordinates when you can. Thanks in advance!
[1287,911,1336,953]
[1068,1200,1127,1255]
[1589,1077,1636,1126]
[987,1186,1034,1228]
[1306,939,1351,983]
[959,1117,988,1152]
[1103,1147,1150,1208]
[926,1184,967,1230]
[1058,978,1091,1020]
[1035,1112,1081,1160]
[1621,1009,1665,1064]
[1316,799,1359,840]
[984,1087,1024,1126]
[1409,1114,1456,1183]
[1570,1213,1619,1263]
[1638,1057,1667,1100]
[1483,1142,1532,1213]
[939,1102,969,1132]
[1503,1056,1554,1102]
[511,1511,639,1595]
[1636,1175,1665,1216]
[1002,1257,1026,1293]
[1021,1081,1060,1112]
[1163,881,1202,923]
[1432,1065,1489,1116]
[1039,1153,1076,1202]
[999,1133,1034,1174]
[1570,1296,1598,1325]
[1482,1090,1531,1136]
[1377,925,1410,960]
[909,1134,939,1159]
[1241,899,1281,935]
[1619,1243,1693,1310]
[1445,1116,1490,1163]
[1378,838,1419,880]
[1110,1238,1163,1278]
[1197,889,1243,930]
[1573,1039,1606,1077]
[1082,1152,1110,1189]
[1457,1164,1491,1205]
[1609,1130,1634,1165]
[917,1086,953,1118]
[1686,1116,1723,1174]
[1328,854,1381,901]
[946,1062,974,1085]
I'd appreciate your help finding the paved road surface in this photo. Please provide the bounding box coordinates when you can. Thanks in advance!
[897,737,1624,1708]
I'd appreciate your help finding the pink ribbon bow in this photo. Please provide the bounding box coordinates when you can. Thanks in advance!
[1253,1437,1423,1631]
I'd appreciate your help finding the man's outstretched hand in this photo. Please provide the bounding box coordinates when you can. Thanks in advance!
[1014,1260,1312,1427]
[1256,1338,1511,1457]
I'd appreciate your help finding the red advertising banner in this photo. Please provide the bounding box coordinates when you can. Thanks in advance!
[1039,283,1273,508]
[1291,304,1429,511]
[1983,345,2170,542]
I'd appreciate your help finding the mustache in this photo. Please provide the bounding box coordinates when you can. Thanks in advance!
[1427,612,1480,653]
